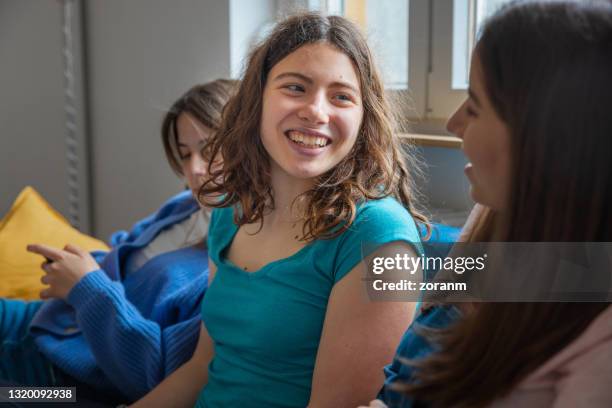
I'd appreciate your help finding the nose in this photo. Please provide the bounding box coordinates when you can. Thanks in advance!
[446,100,467,139]
[188,154,207,178]
[298,91,329,125]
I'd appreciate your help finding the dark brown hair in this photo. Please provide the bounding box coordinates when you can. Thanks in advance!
[161,79,237,176]
[199,12,427,240]
[401,1,612,406]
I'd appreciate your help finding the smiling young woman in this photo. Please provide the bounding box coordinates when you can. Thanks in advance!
[131,12,429,408]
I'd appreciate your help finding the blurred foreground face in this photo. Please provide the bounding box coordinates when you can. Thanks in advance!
[446,53,511,211]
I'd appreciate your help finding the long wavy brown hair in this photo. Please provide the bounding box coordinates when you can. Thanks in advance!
[400,1,612,407]
[199,12,428,241]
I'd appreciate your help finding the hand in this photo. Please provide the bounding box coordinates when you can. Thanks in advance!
[26,243,100,300]
[458,203,492,242]
[357,400,388,408]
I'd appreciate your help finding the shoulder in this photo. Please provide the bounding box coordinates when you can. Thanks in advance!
[207,205,237,253]
[165,190,198,210]
[355,196,417,226]
[209,205,235,231]
[514,306,612,407]
[326,197,424,283]
[343,197,422,248]
[156,190,199,218]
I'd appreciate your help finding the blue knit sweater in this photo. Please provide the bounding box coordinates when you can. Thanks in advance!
[28,191,208,401]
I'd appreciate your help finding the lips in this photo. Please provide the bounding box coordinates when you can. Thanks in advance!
[285,129,331,149]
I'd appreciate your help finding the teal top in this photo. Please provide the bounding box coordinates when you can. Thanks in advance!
[195,197,423,408]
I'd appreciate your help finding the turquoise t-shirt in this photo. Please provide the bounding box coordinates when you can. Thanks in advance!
[196,197,423,408]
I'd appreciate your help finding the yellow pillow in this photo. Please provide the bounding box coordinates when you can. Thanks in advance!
[0,186,109,299]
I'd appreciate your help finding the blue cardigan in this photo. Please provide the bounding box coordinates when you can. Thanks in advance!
[29,191,208,401]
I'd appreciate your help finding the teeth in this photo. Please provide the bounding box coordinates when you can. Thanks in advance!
[287,131,328,147]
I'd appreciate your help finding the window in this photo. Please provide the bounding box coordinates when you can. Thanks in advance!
[453,0,515,90]
[307,0,409,89]
[230,0,518,130]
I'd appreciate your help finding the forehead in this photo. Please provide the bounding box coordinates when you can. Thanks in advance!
[269,43,361,91]
[176,113,211,143]
[468,52,487,98]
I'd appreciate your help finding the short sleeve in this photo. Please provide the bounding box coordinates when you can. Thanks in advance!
[206,206,236,268]
[333,197,424,283]
[206,208,220,250]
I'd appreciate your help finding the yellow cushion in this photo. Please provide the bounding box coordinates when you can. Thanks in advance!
[0,186,109,299]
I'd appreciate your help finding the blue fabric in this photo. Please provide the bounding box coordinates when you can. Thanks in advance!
[24,190,208,401]
[378,305,462,408]
[0,301,123,406]
[419,223,461,283]
[420,222,460,263]
[0,299,55,386]
[420,223,461,244]
[196,197,424,408]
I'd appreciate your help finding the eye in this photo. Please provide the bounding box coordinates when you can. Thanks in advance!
[332,92,357,106]
[335,93,352,102]
[466,105,477,117]
[179,152,191,161]
[284,84,305,93]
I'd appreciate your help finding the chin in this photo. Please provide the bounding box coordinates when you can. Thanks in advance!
[287,170,320,181]
[278,162,325,180]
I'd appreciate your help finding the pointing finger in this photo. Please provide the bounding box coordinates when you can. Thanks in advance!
[27,244,64,262]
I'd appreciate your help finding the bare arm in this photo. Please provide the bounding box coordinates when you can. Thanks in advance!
[130,261,218,408]
[308,242,419,408]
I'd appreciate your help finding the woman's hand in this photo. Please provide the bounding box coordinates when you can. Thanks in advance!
[357,400,388,408]
[26,243,100,300]
[458,203,491,242]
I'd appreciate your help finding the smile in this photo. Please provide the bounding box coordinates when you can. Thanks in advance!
[285,130,331,149]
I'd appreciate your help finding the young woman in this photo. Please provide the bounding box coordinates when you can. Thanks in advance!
[133,12,427,408]
[369,1,612,407]
[0,79,235,403]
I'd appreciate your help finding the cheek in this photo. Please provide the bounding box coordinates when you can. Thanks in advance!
[261,94,291,131]
[180,163,191,178]
[467,128,512,204]
[482,132,511,179]
[260,107,282,148]
[463,125,496,168]
[335,110,363,146]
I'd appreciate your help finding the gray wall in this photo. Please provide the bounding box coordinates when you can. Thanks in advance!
[85,0,231,240]
[0,0,232,240]
[0,1,68,218]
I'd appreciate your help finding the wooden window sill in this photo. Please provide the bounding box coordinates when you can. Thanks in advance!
[402,133,462,149]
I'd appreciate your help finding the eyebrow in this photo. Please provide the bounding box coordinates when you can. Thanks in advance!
[272,72,360,94]
[468,88,482,108]
[177,140,206,148]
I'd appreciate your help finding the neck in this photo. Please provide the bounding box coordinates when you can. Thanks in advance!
[266,164,314,226]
